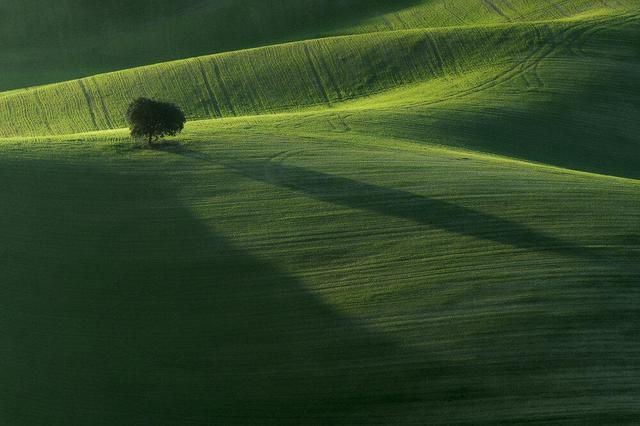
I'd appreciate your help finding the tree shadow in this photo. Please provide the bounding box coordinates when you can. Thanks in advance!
[153,141,640,424]
[2,152,639,424]
[158,143,634,263]
[0,156,433,425]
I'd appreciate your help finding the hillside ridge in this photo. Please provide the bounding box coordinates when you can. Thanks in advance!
[1,0,636,90]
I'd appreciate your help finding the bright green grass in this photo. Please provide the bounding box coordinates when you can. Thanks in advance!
[1,10,638,179]
[0,0,420,91]
[1,122,638,424]
[1,24,531,136]
[1,0,635,90]
[1,0,639,424]
[2,10,638,139]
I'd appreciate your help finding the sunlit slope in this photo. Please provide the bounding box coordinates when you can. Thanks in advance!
[331,12,640,179]
[0,13,634,138]
[1,127,638,424]
[345,0,638,33]
[0,0,417,90]
[2,1,639,423]
[2,11,638,178]
[1,0,635,90]
[0,23,547,137]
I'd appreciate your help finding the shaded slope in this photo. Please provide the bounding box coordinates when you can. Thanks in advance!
[2,1,639,423]
[0,0,420,91]
[0,154,423,425]
[0,130,638,424]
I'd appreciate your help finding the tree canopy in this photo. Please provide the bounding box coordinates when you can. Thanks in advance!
[126,97,186,144]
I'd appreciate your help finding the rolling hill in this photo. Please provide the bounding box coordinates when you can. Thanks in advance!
[1,0,639,424]
[1,0,635,90]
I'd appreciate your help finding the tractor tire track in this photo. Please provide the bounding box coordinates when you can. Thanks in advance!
[574,12,639,56]
[501,0,525,20]
[380,15,394,30]
[303,45,332,106]
[77,79,98,130]
[408,19,610,109]
[34,91,53,134]
[427,33,447,77]
[524,25,545,89]
[443,3,467,25]
[33,90,53,134]
[424,38,550,105]
[394,12,410,30]
[315,44,343,102]
[326,113,352,133]
[92,82,114,129]
[197,59,223,118]
[552,3,570,18]
[481,0,511,22]
[212,62,237,117]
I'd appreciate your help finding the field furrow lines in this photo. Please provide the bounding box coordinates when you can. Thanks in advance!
[1,2,639,423]
[303,45,333,106]
[481,0,512,22]
[77,79,99,130]
[196,59,223,118]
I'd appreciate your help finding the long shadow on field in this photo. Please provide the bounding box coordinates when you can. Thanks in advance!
[0,157,429,425]
[159,144,627,262]
[236,161,633,261]
[150,143,640,424]
[5,151,639,424]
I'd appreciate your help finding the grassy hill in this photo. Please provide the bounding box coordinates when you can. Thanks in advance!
[1,0,639,424]
[0,0,420,90]
[1,0,635,90]
[2,9,638,177]
[1,122,638,425]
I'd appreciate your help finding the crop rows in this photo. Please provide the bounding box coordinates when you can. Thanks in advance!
[0,20,603,138]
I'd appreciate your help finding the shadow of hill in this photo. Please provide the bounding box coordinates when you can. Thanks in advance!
[158,142,628,262]
[0,157,429,425]
[0,0,424,91]
[2,149,639,423]
[152,141,640,423]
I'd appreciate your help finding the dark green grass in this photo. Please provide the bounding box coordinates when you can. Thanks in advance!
[0,155,419,424]
[0,0,419,90]
[0,132,638,424]
[1,1,639,424]
[1,0,634,90]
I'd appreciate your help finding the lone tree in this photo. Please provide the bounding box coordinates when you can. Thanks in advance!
[126,97,186,145]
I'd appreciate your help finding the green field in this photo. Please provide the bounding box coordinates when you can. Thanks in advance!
[1,1,639,424]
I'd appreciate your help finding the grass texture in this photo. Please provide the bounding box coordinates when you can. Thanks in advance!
[0,0,639,424]
[1,0,636,90]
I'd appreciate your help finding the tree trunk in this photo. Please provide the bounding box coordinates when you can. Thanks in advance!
[148,133,153,146]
